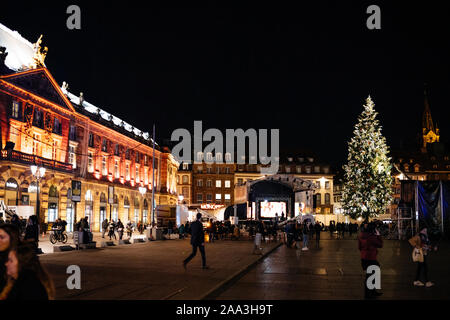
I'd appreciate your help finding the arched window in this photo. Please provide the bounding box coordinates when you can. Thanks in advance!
[100,192,107,203]
[124,196,130,208]
[85,190,93,201]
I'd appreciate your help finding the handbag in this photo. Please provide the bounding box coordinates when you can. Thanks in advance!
[412,247,424,263]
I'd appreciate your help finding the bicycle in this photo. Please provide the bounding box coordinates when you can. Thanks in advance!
[50,227,68,244]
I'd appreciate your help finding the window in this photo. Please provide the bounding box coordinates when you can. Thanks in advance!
[285,166,291,173]
[11,101,20,119]
[114,144,119,156]
[197,194,203,203]
[206,194,212,203]
[88,152,93,172]
[125,149,130,160]
[325,181,330,189]
[102,139,108,152]
[197,152,203,161]
[88,133,94,147]
[206,167,212,174]
[316,181,321,189]
[325,193,331,205]
[433,164,438,169]
[69,125,76,141]
[225,194,231,200]
[206,153,213,161]
[225,180,231,188]
[216,153,222,162]
[102,156,107,175]
[32,109,43,127]
[182,163,189,170]
[305,166,311,173]
[216,180,221,188]
[404,164,409,172]
[53,117,62,134]
[216,167,220,174]
[315,194,322,206]
[296,166,301,173]
[144,155,148,166]
[414,164,420,172]
[182,175,189,184]
[135,152,140,163]
[314,166,320,173]
[126,163,130,180]
[68,145,76,168]
[237,178,243,185]
[216,193,222,200]
[182,187,189,198]
[52,140,58,160]
[197,179,203,187]
[197,166,203,174]
[114,160,119,178]
[135,165,140,181]
[225,167,230,174]
[225,153,232,162]
[323,167,330,174]
[206,180,212,187]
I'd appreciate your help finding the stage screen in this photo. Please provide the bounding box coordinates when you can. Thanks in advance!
[260,201,286,218]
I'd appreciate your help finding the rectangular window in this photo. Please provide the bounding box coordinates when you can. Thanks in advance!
[102,156,107,175]
[88,133,94,147]
[102,139,108,152]
[206,180,212,188]
[52,140,58,160]
[53,117,61,134]
[225,194,231,200]
[68,145,76,168]
[197,194,203,203]
[126,163,130,180]
[69,125,76,141]
[296,166,301,173]
[11,101,20,119]
[32,109,43,127]
[183,163,189,170]
[182,175,189,184]
[114,160,119,178]
[225,167,230,174]
[197,179,203,187]
[197,166,203,174]
[225,180,231,188]
[125,149,130,160]
[135,152,140,163]
[144,155,148,166]
[182,187,189,198]
[325,181,330,189]
[88,152,93,172]
[314,166,320,173]
[215,193,222,200]
[32,133,41,156]
[114,144,119,156]
[216,180,221,188]
[206,194,212,203]
[206,167,212,174]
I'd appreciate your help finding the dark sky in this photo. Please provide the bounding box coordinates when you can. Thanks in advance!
[2,1,450,168]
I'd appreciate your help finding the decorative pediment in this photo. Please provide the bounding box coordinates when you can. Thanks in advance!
[0,68,75,112]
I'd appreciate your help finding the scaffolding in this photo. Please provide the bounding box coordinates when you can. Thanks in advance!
[387,207,414,240]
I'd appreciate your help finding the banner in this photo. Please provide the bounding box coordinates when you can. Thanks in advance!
[71,180,82,202]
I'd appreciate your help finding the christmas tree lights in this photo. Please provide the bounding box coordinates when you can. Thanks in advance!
[342,96,393,220]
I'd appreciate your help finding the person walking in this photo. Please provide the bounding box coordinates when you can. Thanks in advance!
[108,221,116,240]
[101,219,108,238]
[410,228,435,287]
[208,219,216,243]
[302,221,311,251]
[358,222,383,299]
[126,221,133,238]
[182,213,208,270]
[117,219,124,240]
[314,221,321,248]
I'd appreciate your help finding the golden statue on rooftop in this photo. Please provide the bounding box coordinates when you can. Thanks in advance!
[31,34,48,68]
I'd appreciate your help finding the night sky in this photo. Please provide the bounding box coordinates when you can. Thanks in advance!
[2,1,450,169]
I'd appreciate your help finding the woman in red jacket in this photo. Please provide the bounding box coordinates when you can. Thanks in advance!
[358,222,383,299]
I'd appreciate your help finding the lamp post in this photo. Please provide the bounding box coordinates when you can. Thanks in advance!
[139,186,147,225]
[30,164,45,251]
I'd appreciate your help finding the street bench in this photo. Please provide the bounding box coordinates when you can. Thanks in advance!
[101,241,116,247]
[78,242,97,250]
[53,245,75,252]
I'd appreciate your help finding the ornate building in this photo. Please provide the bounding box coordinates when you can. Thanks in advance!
[0,23,178,231]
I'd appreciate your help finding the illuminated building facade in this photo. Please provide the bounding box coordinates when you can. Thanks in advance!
[0,23,178,231]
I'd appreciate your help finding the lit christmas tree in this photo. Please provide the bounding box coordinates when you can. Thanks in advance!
[342,96,393,221]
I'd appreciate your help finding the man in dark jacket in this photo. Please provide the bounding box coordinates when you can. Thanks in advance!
[183,213,208,269]
[358,222,383,299]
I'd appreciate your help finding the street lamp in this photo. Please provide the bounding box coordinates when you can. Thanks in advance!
[139,186,147,224]
[30,164,45,251]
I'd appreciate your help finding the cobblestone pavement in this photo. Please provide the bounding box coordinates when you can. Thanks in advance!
[214,236,450,300]
[39,236,281,300]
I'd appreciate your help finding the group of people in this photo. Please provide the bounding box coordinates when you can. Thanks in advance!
[328,222,359,239]
[284,220,323,250]
[101,219,127,240]
[0,222,54,300]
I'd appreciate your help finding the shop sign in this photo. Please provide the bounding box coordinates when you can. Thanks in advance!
[5,179,18,190]
[200,203,225,210]
[71,180,81,202]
